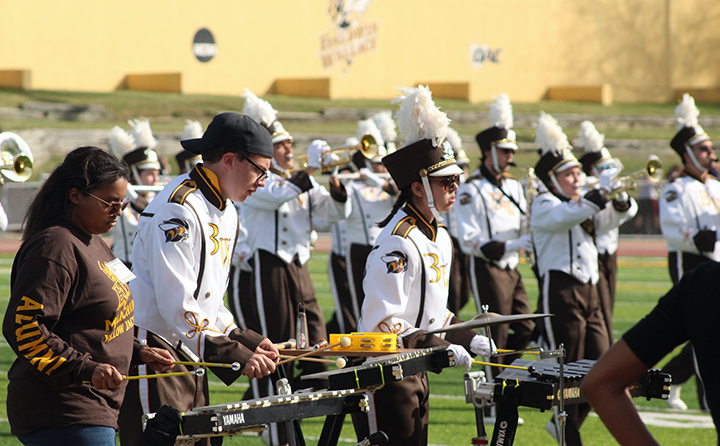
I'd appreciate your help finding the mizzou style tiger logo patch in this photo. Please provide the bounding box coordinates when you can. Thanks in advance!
[159,218,189,243]
[381,251,408,274]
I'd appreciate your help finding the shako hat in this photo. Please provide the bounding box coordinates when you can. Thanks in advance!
[671,93,710,157]
[576,120,612,175]
[534,112,580,190]
[180,112,273,158]
[176,120,203,172]
[241,89,293,144]
[110,119,161,174]
[475,94,518,153]
[382,85,463,190]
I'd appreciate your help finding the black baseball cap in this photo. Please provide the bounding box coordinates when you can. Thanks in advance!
[180,112,273,158]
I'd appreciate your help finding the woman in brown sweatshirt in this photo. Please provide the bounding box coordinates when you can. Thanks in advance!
[3,146,173,446]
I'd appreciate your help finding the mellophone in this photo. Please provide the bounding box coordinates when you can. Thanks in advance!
[464,357,672,446]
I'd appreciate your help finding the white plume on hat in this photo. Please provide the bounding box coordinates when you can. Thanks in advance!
[357,118,385,148]
[182,120,203,140]
[577,121,605,153]
[445,127,462,151]
[109,126,136,157]
[128,119,157,149]
[675,93,702,131]
[535,112,570,155]
[372,110,398,143]
[392,85,450,148]
[241,89,278,128]
[489,93,514,129]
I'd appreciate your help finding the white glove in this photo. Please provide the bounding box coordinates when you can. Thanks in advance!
[598,167,619,192]
[447,344,473,371]
[505,234,533,253]
[232,243,252,267]
[359,168,385,188]
[321,151,341,170]
[307,139,331,169]
[470,334,496,357]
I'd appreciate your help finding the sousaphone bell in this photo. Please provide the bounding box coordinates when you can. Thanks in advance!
[0,132,33,184]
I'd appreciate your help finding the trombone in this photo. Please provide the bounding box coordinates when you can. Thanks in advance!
[291,134,378,174]
[601,155,663,200]
[0,132,34,184]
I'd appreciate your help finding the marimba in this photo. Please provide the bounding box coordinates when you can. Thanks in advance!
[464,358,671,446]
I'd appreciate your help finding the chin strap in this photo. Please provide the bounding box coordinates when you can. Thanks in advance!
[685,145,707,173]
[549,172,569,199]
[491,145,501,174]
[420,169,443,222]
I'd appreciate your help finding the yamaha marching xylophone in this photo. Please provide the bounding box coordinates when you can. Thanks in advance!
[145,388,369,443]
[464,358,671,446]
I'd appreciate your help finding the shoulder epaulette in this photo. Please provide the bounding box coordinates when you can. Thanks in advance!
[391,216,416,238]
[502,172,518,180]
[438,222,448,230]
[467,173,484,181]
[168,179,198,205]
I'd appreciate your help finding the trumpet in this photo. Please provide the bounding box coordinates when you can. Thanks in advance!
[291,134,378,174]
[0,132,34,184]
[601,155,663,200]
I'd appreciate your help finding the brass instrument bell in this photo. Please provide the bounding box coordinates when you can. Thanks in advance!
[0,132,34,183]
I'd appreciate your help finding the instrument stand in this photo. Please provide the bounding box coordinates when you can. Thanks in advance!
[543,344,567,446]
[274,368,306,446]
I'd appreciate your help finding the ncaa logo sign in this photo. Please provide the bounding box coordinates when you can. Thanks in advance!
[193,28,217,63]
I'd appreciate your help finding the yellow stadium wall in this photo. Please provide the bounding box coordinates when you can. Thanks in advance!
[1,0,718,103]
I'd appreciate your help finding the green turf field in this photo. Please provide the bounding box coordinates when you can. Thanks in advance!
[0,252,714,445]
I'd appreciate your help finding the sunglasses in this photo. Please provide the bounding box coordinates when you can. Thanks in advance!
[429,175,460,192]
[241,154,269,184]
[85,192,131,214]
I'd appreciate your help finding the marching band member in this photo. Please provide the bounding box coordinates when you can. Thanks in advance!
[238,90,350,443]
[118,113,279,446]
[455,94,534,373]
[577,120,638,343]
[356,86,493,446]
[658,93,719,411]
[108,120,162,267]
[176,119,203,174]
[325,119,397,335]
[443,126,472,315]
[3,147,173,446]
[532,112,631,445]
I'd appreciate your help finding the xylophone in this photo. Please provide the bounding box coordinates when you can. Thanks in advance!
[145,388,368,444]
[464,358,671,446]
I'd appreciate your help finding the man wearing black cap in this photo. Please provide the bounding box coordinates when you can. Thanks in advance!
[356,86,493,446]
[658,94,719,411]
[118,112,279,446]
[455,108,534,378]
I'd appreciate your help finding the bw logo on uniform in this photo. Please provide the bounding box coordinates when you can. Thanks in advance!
[160,218,189,243]
[382,251,408,274]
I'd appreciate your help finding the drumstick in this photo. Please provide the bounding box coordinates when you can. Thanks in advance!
[82,368,205,385]
[278,355,347,368]
[276,336,351,366]
[472,360,529,371]
[172,361,241,371]
[495,348,541,356]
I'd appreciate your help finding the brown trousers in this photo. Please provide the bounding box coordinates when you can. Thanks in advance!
[596,251,617,343]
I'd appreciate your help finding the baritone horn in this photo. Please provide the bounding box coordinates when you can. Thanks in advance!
[320,133,378,173]
[0,132,34,184]
[603,155,662,200]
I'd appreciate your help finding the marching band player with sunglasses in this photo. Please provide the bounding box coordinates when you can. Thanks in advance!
[356,86,493,446]
[4,147,173,446]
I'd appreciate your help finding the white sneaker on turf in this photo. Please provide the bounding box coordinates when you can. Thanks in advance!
[667,385,688,411]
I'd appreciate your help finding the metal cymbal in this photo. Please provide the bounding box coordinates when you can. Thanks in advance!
[424,313,553,335]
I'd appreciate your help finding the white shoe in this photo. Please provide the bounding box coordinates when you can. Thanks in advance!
[667,385,688,411]
[545,420,559,443]
[517,416,524,426]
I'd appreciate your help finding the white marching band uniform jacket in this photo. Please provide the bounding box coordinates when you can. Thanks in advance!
[594,196,638,255]
[531,191,630,284]
[659,173,720,261]
[242,170,351,265]
[130,166,240,361]
[111,207,140,264]
[329,180,395,255]
[454,170,526,269]
[358,205,457,347]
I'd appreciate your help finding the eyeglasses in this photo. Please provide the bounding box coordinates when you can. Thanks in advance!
[241,154,269,184]
[85,191,131,214]
[429,175,460,192]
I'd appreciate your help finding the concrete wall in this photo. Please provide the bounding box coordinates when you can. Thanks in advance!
[1,1,718,103]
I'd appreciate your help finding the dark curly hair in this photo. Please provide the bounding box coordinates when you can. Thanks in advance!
[22,146,130,240]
